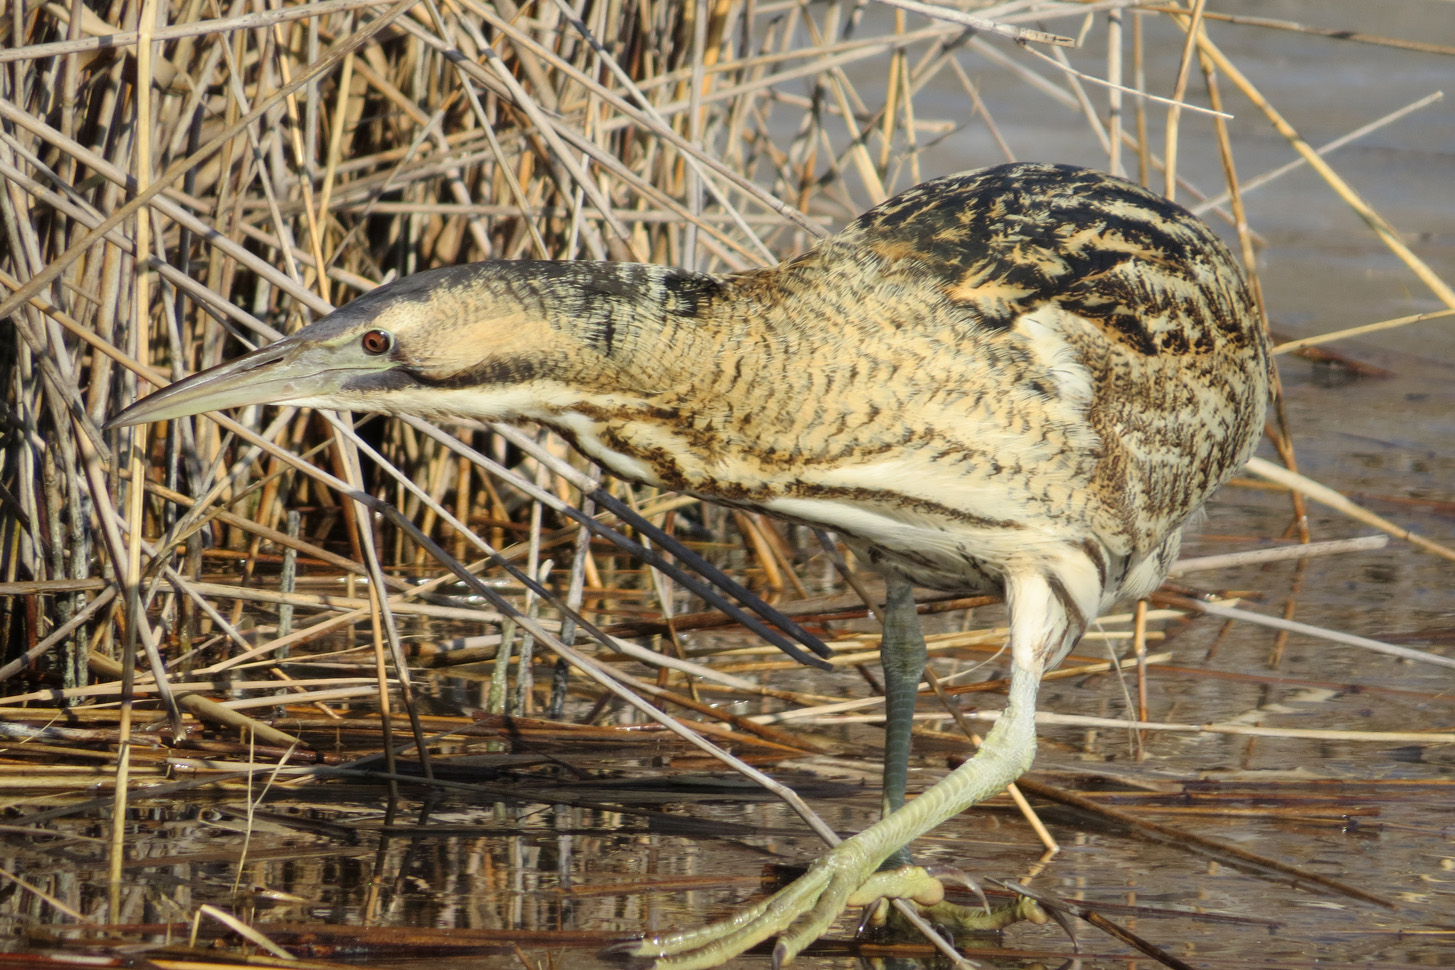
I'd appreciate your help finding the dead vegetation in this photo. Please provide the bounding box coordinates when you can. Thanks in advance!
[2,1,1453,967]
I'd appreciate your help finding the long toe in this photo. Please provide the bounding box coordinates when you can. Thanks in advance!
[625,867,833,969]
[845,866,948,908]
[917,894,1050,935]
[621,840,903,968]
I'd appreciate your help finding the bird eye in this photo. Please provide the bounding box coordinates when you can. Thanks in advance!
[360,329,393,355]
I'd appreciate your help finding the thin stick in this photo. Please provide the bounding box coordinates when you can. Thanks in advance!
[1159,591,1455,671]
[1016,38,1232,120]
[853,708,1455,748]
[1163,0,1206,200]
[877,0,1076,47]
[1146,6,1455,57]
[1192,91,1445,216]
[1246,456,1455,563]
[1106,7,1123,176]
[1184,14,1455,310]
[110,0,161,918]
[1272,308,1455,355]
[1170,534,1389,575]
[1132,598,1149,759]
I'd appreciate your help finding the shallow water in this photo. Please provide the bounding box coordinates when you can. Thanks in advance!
[5,2,1454,968]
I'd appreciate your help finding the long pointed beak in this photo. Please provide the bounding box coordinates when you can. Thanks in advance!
[105,334,384,429]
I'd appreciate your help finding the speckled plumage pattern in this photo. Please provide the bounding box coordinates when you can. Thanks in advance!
[338,163,1269,669]
[111,162,1272,969]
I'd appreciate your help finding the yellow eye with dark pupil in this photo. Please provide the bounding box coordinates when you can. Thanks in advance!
[361,329,392,355]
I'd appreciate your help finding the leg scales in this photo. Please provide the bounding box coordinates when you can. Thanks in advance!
[622,656,1043,968]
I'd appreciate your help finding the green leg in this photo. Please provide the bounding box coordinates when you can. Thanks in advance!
[625,569,1073,969]
[874,576,1040,935]
[878,573,926,868]
[626,650,1046,968]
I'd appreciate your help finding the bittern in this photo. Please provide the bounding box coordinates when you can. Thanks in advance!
[110,162,1271,967]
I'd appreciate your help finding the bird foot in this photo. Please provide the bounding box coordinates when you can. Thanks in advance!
[855,865,1048,938]
[616,839,891,969]
[614,664,1045,968]
[613,859,1046,969]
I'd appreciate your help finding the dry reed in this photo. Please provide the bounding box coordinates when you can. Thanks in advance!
[1,1,1453,966]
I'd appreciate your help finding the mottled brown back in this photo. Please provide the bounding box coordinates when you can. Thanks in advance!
[553,164,1270,636]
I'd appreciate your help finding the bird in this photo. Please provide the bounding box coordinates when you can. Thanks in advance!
[109,162,1272,968]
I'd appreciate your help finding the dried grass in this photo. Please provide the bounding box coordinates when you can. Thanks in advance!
[1,0,1453,966]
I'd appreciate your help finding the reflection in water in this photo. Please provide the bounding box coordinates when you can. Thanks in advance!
[6,4,1455,969]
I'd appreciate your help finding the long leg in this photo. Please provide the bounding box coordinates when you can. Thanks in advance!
[876,575,1038,937]
[878,573,927,867]
[627,569,1080,969]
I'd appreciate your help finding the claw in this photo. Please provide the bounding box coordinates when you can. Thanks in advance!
[1038,897,1074,942]
[599,938,657,968]
[854,895,891,934]
[925,864,991,915]
[984,878,1065,937]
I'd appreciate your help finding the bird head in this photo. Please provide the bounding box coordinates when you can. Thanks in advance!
[106,263,567,429]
